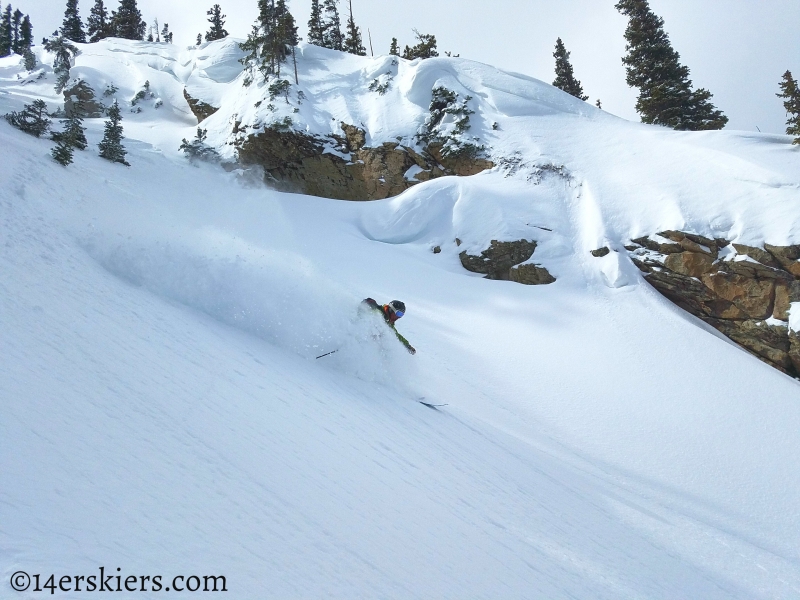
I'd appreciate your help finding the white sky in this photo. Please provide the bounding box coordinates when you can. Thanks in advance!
[23,0,800,133]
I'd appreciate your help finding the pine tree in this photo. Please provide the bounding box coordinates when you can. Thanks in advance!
[615,0,727,130]
[4,99,51,137]
[98,100,129,165]
[240,0,297,81]
[342,0,365,55]
[61,0,86,42]
[87,0,110,42]
[52,103,88,150]
[777,70,800,144]
[389,37,398,56]
[552,38,587,101]
[196,33,202,45]
[161,22,172,43]
[111,0,146,40]
[0,5,12,57]
[11,7,20,49]
[51,138,74,165]
[307,0,324,46]
[17,13,31,52]
[205,4,228,41]
[22,46,35,69]
[402,30,437,60]
[43,34,78,92]
[179,127,220,161]
[596,99,602,109]
[321,0,342,50]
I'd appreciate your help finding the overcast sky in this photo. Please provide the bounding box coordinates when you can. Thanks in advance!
[23,0,800,133]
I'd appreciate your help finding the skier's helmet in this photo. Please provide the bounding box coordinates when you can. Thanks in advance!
[389,300,406,318]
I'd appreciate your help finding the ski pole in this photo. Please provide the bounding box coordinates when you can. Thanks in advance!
[316,349,339,359]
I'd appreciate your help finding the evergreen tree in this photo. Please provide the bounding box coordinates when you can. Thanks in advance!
[61,0,86,43]
[0,5,12,57]
[389,37,398,56]
[321,0,342,50]
[98,100,128,165]
[52,103,88,150]
[22,46,35,69]
[11,7,20,49]
[51,95,88,165]
[43,34,78,92]
[87,0,110,42]
[17,13,31,52]
[777,70,800,144]
[596,99,602,109]
[402,30,437,60]
[552,38,587,101]
[51,138,74,165]
[196,33,202,45]
[111,0,146,40]
[4,99,51,137]
[239,0,297,81]
[342,0,364,55]
[615,0,727,130]
[307,0,323,46]
[179,127,220,161]
[205,4,228,41]
[161,22,172,43]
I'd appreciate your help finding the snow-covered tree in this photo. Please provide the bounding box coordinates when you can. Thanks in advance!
[0,5,12,57]
[389,37,398,56]
[307,0,324,46]
[321,0,342,51]
[98,100,129,165]
[51,137,75,165]
[87,0,111,42]
[196,33,202,45]
[615,0,727,130]
[342,0,364,56]
[11,7,20,49]
[61,0,86,43]
[52,103,88,151]
[239,0,297,81]
[179,127,220,162]
[205,4,228,41]
[43,34,79,93]
[552,38,587,101]
[402,30,437,60]
[111,0,146,40]
[777,70,800,144]
[161,22,172,43]
[4,99,51,137]
[50,98,88,166]
[16,13,31,53]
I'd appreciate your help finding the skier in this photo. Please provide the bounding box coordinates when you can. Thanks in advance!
[362,298,416,355]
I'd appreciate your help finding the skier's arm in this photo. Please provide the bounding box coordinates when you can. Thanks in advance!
[392,327,416,355]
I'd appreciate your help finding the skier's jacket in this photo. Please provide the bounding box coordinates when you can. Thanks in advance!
[362,298,416,355]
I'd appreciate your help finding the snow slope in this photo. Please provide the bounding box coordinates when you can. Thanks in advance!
[2,40,800,599]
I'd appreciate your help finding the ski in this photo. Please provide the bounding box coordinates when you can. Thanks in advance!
[419,400,448,409]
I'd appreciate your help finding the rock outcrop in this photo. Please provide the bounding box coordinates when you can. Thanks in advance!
[626,231,800,377]
[236,123,494,201]
[62,80,105,118]
[459,240,555,285]
[183,89,220,123]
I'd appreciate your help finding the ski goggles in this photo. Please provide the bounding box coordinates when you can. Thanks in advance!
[393,309,405,318]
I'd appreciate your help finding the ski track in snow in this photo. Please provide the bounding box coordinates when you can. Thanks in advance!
[1,40,800,599]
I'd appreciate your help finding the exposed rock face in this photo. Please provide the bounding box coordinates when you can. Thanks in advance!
[236,124,494,201]
[183,89,220,123]
[591,247,611,258]
[629,233,800,377]
[459,240,555,285]
[62,80,105,118]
